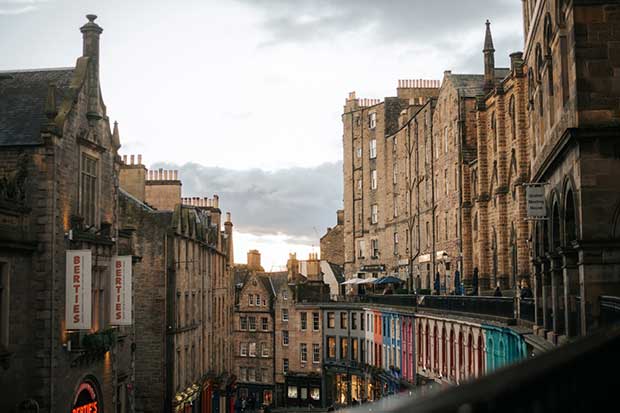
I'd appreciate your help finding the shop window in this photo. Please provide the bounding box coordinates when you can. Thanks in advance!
[288,386,298,399]
[311,388,320,400]
[301,388,308,400]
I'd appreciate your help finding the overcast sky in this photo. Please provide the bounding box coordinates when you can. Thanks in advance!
[1,0,523,270]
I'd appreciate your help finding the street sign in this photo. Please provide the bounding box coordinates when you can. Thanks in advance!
[526,184,546,219]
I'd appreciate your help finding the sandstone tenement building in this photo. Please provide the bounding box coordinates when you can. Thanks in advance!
[320,210,345,266]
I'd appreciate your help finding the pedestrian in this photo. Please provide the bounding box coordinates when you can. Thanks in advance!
[494,283,502,297]
[454,270,461,295]
[241,397,247,412]
[234,397,242,413]
[472,267,479,296]
[520,279,533,299]
[434,272,441,295]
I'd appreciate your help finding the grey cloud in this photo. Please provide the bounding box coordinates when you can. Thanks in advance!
[151,161,343,244]
[237,0,521,47]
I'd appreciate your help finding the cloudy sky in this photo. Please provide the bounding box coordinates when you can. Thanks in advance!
[1,0,523,269]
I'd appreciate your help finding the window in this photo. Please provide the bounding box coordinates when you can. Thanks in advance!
[283,330,289,346]
[313,343,320,363]
[327,312,335,328]
[352,338,359,361]
[393,163,398,184]
[256,367,262,383]
[371,204,378,224]
[426,222,430,247]
[288,386,298,398]
[248,368,255,382]
[371,239,379,258]
[249,342,256,357]
[370,138,377,158]
[80,153,98,226]
[393,196,398,217]
[240,316,248,331]
[301,312,307,331]
[249,294,253,306]
[249,316,256,331]
[262,317,268,331]
[340,312,348,329]
[301,343,308,363]
[394,232,399,255]
[282,308,289,321]
[301,387,308,400]
[241,343,248,356]
[393,136,398,151]
[356,147,362,158]
[360,312,365,331]
[311,388,320,400]
[369,112,377,129]
[256,294,261,306]
[282,290,288,300]
[371,169,377,190]
[357,240,365,259]
[352,312,357,330]
[340,337,348,359]
[262,344,269,358]
[283,358,289,373]
[240,367,247,382]
[328,336,336,358]
[313,312,319,331]
[357,179,362,190]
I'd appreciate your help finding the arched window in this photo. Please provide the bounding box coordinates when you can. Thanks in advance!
[426,323,430,367]
[528,68,535,110]
[450,329,456,379]
[491,112,497,152]
[473,213,479,241]
[442,326,447,376]
[565,188,577,244]
[557,0,568,27]
[488,337,494,371]
[552,199,561,250]
[472,169,478,199]
[468,333,474,377]
[535,43,544,82]
[544,13,553,56]
[417,322,422,364]
[458,331,464,382]
[477,335,484,376]
[433,325,438,372]
[509,95,516,140]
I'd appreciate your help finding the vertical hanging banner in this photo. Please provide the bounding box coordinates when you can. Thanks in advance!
[110,256,132,325]
[66,250,92,330]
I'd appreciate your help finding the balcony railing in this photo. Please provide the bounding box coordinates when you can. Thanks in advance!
[342,325,620,413]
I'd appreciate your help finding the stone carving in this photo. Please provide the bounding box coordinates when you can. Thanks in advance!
[0,153,28,204]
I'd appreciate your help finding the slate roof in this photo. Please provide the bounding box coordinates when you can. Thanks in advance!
[328,262,345,283]
[0,68,75,146]
[447,68,511,98]
[266,272,289,296]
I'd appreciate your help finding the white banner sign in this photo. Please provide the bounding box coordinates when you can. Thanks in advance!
[110,256,132,325]
[526,185,546,218]
[65,250,92,330]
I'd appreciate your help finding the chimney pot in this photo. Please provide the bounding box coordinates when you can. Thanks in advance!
[137,154,142,165]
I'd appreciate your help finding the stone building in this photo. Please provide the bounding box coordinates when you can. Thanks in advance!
[523,0,620,340]
[232,271,280,407]
[342,83,440,284]
[119,156,235,412]
[320,210,345,266]
[0,15,134,413]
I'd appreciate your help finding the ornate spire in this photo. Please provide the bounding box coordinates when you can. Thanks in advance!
[112,121,121,149]
[484,19,495,52]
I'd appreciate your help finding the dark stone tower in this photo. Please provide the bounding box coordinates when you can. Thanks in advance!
[483,19,495,93]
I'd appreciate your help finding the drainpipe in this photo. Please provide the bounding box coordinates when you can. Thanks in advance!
[49,142,57,413]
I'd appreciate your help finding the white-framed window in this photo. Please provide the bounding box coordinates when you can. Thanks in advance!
[262,344,269,358]
[249,342,256,357]
[370,138,377,158]
[393,196,398,218]
[444,126,449,153]
[356,147,362,158]
[313,312,320,331]
[371,204,378,224]
[240,316,248,330]
[282,308,289,321]
[301,312,307,330]
[369,112,377,129]
[249,316,256,331]
[261,317,268,331]
[357,179,362,190]
[371,239,379,258]
[371,169,377,190]
[248,368,255,382]
[393,136,398,151]
[248,294,253,306]
[240,367,247,382]
[301,343,308,363]
[283,330,289,345]
[313,343,320,363]
[240,343,248,356]
[282,290,288,300]
[256,294,261,306]
[357,240,365,259]
[283,358,289,373]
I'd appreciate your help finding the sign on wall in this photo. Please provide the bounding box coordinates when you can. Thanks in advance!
[526,184,547,219]
[110,256,132,325]
[65,250,92,330]
[72,381,98,413]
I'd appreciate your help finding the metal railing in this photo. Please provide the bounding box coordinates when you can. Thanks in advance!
[600,295,620,325]
[343,325,620,413]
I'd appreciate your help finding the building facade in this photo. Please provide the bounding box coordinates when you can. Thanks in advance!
[0,15,134,413]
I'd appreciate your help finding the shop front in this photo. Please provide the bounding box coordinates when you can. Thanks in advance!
[237,383,273,409]
[71,377,101,413]
[284,374,321,408]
